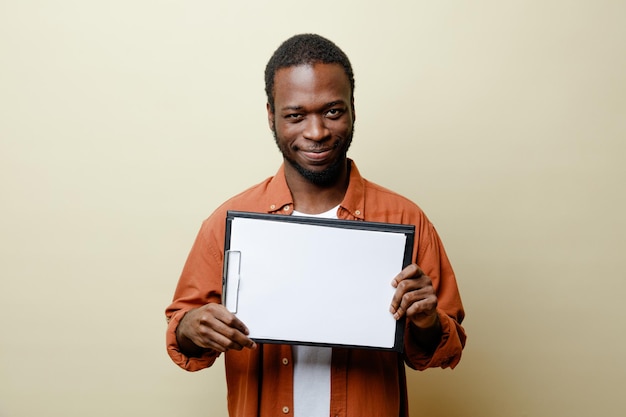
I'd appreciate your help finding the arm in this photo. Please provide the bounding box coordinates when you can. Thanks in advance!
[176,303,256,355]
[390,224,466,370]
[390,263,442,353]
[165,215,256,371]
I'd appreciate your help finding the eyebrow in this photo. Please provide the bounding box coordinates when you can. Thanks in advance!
[280,105,304,112]
[324,100,346,108]
[280,101,347,112]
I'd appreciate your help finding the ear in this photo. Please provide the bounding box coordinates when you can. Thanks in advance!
[351,98,356,123]
[266,103,275,131]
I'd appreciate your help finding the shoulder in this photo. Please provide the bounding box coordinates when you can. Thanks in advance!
[193,176,275,242]
[362,178,428,220]
[364,179,420,206]
[207,176,275,221]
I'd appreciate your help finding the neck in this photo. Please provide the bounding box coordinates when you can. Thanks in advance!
[284,160,350,215]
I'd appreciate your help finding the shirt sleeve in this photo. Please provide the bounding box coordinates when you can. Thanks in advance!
[403,221,467,370]
[165,309,221,371]
[164,216,226,371]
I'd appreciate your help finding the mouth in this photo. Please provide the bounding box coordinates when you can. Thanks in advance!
[301,148,334,162]
[299,141,341,163]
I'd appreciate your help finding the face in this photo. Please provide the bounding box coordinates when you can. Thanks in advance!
[268,63,355,186]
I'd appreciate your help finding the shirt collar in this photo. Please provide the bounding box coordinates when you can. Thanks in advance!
[339,159,366,220]
[264,164,295,214]
[264,159,366,220]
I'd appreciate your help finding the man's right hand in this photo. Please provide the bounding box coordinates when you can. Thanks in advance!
[176,303,257,355]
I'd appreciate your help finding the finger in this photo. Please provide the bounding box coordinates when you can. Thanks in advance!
[391,263,424,287]
[201,331,244,352]
[212,314,257,350]
[390,266,424,316]
[209,332,255,352]
[389,283,408,318]
[390,283,433,320]
[405,295,439,328]
[212,308,251,336]
[214,311,257,350]
[195,305,256,351]
[390,286,420,320]
[199,317,256,352]
[404,294,437,317]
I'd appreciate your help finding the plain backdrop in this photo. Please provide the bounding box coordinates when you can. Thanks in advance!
[1,1,625,416]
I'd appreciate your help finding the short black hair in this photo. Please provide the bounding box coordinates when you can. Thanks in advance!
[264,34,355,113]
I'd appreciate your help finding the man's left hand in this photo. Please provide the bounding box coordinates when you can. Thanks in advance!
[390,263,439,329]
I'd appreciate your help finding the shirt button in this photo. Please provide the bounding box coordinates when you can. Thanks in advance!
[355,210,361,215]
[282,406,290,414]
[282,357,289,365]
[270,204,276,210]
[284,205,290,211]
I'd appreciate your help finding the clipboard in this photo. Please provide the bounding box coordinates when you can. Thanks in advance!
[222,210,415,352]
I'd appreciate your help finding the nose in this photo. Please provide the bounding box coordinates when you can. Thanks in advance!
[303,115,330,142]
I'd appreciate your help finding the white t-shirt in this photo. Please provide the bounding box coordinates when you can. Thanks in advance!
[291,205,339,417]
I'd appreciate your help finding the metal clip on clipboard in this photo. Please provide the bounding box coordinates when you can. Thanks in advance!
[222,250,241,313]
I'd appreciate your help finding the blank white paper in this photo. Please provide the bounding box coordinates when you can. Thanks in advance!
[225,216,409,349]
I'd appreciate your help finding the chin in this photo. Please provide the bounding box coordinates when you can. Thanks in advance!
[291,155,347,186]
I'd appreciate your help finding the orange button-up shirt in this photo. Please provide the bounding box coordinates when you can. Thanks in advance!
[165,160,466,417]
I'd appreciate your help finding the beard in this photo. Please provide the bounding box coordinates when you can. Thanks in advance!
[273,127,353,187]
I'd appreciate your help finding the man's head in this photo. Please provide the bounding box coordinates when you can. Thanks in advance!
[264,34,355,114]
[265,34,356,187]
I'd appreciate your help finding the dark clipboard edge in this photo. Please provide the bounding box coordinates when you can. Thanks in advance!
[223,210,416,353]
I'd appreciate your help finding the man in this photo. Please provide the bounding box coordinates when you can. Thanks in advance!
[165,34,466,417]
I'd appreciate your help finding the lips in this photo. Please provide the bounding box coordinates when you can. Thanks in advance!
[301,148,334,162]
[299,140,341,161]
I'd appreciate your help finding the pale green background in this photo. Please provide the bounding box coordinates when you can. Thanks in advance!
[1,1,625,416]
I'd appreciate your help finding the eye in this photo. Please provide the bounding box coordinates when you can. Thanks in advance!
[284,113,303,121]
[325,108,344,118]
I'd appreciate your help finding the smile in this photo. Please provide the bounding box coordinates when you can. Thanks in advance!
[301,149,333,161]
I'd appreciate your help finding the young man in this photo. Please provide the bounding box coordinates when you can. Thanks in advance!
[165,34,466,417]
